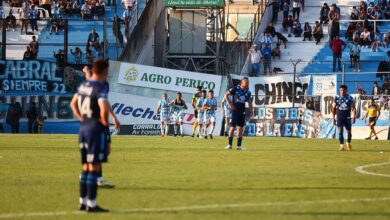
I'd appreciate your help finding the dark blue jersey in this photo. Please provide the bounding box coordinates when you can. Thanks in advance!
[229,86,252,114]
[77,80,108,125]
[102,81,109,94]
[334,94,355,119]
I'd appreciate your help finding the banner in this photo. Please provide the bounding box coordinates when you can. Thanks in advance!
[230,74,311,107]
[0,60,85,94]
[117,62,223,95]
[312,75,337,95]
[245,107,334,138]
[109,92,224,136]
[164,0,224,7]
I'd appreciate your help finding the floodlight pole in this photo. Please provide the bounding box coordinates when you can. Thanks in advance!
[291,59,301,108]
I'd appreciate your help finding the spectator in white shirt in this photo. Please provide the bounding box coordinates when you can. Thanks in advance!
[121,0,133,10]
[81,2,91,20]
[292,0,301,20]
[359,28,371,48]
[249,45,262,77]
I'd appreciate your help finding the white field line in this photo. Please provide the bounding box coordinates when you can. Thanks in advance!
[1,196,390,219]
[355,162,390,178]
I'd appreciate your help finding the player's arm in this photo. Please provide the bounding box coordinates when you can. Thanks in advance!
[168,99,175,106]
[183,101,188,110]
[224,91,235,110]
[108,104,120,129]
[70,94,83,121]
[98,99,110,127]
[377,107,381,121]
[364,110,368,122]
[221,100,225,114]
[157,101,161,113]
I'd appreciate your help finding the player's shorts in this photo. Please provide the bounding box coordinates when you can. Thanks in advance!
[160,111,170,122]
[172,112,183,123]
[352,55,360,62]
[224,107,232,118]
[194,110,198,118]
[204,112,216,124]
[336,117,352,130]
[79,121,109,164]
[230,112,246,127]
[104,126,111,144]
[197,112,205,124]
[369,117,377,126]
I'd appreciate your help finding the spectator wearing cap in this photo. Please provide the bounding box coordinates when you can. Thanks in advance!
[249,45,262,77]
[329,35,346,72]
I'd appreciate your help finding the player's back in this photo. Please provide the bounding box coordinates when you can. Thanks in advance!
[77,80,107,128]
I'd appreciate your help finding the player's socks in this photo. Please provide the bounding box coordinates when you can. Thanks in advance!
[180,125,183,136]
[338,133,344,145]
[86,171,98,208]
[237,137,242,146]
[198,126,202,138]
[96,170,102,182]
[161,125,165,136]
[164,124,168,136]
[79,170,88,209]
[347,133,352,144]
[174,125,177,136]
[228,136,233,145]
[209,125,215,135]
[192,122,198,135]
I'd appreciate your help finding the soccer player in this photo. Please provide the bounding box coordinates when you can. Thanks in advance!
[157,93,171,137]
[332,85,356,151]
[70,59,110,212]
[221,89,233,137]
[83,66,118,188]
[224,77,253,150]
[203,90,218,139]
[169,92,188,137]
[196,90,207,138]
[191,86,202,137]
[364,98,381,140]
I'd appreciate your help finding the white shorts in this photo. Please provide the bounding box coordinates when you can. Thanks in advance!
[204,115,216,124]
[173,113,183,123]
[197,114,205,124]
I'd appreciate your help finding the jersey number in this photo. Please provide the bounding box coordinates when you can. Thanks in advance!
[78,97,93,118]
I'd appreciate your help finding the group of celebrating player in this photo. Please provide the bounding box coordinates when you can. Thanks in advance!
[69,59,381,213]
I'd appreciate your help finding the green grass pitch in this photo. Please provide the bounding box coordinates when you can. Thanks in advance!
[1,134,390,220]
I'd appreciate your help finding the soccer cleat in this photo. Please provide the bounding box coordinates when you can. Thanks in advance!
[191,134,194,138]
[79,204,87,211]
[374,137,379,140]
[209,134,213,139]
[346,143,352,151]
[225,144,232,150]
[86,205,109,213]
[204,135,208,139]
[174,134,177,137]
[237,146,246,151]
[97,179,115,188]
[365,137,371,140]
[197,134,199,138]
[181,134,184,137]
[339,145,345,151]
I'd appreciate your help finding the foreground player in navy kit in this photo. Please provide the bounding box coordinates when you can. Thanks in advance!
[83,66,119,188]
[224,77,253,150]
[71,60,110,212]
[332,85,356,151]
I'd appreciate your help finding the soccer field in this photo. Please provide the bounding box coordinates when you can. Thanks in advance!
[1,135,390,220]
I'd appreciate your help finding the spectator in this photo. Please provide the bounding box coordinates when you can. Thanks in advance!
[312,21,323,45]
[328,4,340,41]
[29,5,39,33]
[350,6,359,20]
[19,3,30,34]
[368,6,381,20]
[26,102,38,133]
[72,0,81,16]
[302,22,312,41]
[269,0,280,23]
[94,0,105,19]
[29,36,39,59]
[86,28,100,52]
[385,2,390,19]
[36,116,46,134]
[70,47,83,64]
[49,15,59,34]
[371,31,382,52]
[65,1,72,16]
[306,96,314,110]
[265,23,276,37]
[292,20,302,37]
[6,102,22,133]
[81,1,91,20]
[382,78,390,95]
[113,15,124,46]
[329,35,346,72]
[282,1,289,19]
[57,1,66,17]
[23,46,34,60]
[40,0,52,18]
[54,49,65,66]
[372,81,381,99]
[292,0,301,20]
[121,0,133,10]
[123,6,132,39]
[319,3,329,25]
[345,22,356,41]
[85,49,95,64]
[249,45,262,77]
[261,32,273,48]
[262,43,272,75]
[349,40,361,72]
[382,31,390,48]
[359,27,371,48]
[5,11,16,32]
[282,15,293,34]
